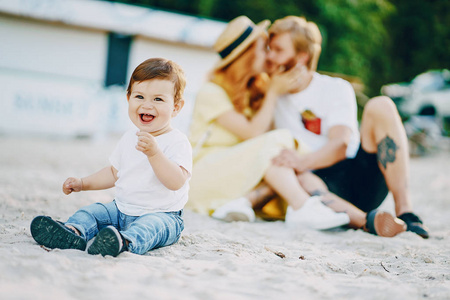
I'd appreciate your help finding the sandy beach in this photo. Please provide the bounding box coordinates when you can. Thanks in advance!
[0,135,449,300]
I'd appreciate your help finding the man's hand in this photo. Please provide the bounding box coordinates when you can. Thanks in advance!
[270,65,310,95]
[62,177,82,195]
[272,149,305,173]
[136,131,160,157]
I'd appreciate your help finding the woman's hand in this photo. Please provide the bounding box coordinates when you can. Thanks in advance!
[62,177,82,195]
[272,149,305,173]
[136,131,160,157]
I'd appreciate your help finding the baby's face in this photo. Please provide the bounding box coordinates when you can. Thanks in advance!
[127,79,182,136]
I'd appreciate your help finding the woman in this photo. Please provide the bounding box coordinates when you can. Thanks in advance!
[186,16,349,229]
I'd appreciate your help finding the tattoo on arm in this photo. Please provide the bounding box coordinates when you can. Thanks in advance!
[377,135,398,169]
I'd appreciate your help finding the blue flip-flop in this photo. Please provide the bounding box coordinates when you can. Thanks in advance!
[30,216,87,251]
[398,212,429,239]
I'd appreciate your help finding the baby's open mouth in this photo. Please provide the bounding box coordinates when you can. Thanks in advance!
[140,113,155,123]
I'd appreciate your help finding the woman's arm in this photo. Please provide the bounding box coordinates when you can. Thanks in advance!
[215,88,280,140]
[216,67,305,140]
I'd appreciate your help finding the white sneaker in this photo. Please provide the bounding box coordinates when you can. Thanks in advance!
[212,197,256,222]
[285,196,350,230]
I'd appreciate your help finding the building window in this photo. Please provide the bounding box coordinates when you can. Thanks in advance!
[105,33,132,87]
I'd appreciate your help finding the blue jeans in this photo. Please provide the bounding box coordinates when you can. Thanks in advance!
[65,201,184,255]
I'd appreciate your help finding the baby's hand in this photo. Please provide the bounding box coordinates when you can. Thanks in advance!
[136,131,159,157]
[62,177,82,195]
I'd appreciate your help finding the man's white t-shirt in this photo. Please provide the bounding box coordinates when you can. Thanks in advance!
[109,128,193,216]
[274,72,360,158]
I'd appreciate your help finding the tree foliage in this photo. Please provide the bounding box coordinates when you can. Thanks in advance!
[111,0,450,97]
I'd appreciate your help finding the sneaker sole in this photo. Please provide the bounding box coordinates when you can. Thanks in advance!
[314,213,350,230]
[373,211,407,237]
[87,227,121,257]
[222,212,251,222]
[30,216,86,250]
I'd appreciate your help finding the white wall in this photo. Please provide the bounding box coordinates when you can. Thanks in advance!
[0,15,220,137]
[0,15,109,137]
[0,15,107,83]
[0,68,113,137]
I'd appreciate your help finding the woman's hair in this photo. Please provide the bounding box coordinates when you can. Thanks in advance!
[127,58,186,103]
[212,38,269,115]
[269,16,322,71]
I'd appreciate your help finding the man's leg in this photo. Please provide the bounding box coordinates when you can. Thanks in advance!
[359,96,428,238]
[296,172,366,228]
[359,96,411,216]
[297,172,407,237]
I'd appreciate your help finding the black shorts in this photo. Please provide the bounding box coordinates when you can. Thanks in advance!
[313,146,388,212]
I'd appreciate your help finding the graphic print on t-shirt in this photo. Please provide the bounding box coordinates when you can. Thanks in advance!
[300,109,321,135]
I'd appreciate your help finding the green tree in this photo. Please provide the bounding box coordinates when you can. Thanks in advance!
[385,0,450,83]
[314,0,394,96]
[108,0,450,96]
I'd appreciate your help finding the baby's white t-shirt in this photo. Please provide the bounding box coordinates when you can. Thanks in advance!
[274,72,360,158]
[109,128,193,216]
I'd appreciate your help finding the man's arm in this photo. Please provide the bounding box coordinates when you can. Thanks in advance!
[273,125,352,173]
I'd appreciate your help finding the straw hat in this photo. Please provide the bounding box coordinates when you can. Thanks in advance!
[213,16,270,70]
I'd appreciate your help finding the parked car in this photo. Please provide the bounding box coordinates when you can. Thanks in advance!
[381,69,450,119]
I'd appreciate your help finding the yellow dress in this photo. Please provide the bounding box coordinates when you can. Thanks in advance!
[187,82,308,216]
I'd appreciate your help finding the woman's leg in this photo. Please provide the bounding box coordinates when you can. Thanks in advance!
[214,164,348,226]
[263,165,310,210]
[66,201,119,241]
[264,164,350,229]
[120,211,184,255]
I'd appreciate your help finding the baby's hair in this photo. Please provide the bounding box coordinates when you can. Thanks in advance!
[127,58,186,103]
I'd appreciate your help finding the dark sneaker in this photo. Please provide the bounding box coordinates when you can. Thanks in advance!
[364,210,407,237]
[30,216,87,251]
[398,212,429,239]
[87,226,127,257]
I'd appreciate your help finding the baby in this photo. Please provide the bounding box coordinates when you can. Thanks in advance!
[30,58,192,257]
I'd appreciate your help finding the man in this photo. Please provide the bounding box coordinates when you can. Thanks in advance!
[266,16,429,238]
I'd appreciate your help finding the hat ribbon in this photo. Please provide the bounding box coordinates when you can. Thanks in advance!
[219,25,253,59]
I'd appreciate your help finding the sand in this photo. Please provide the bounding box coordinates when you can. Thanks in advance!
[0,135,449,300]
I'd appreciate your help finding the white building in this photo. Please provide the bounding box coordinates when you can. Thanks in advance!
[0,0,226,137]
